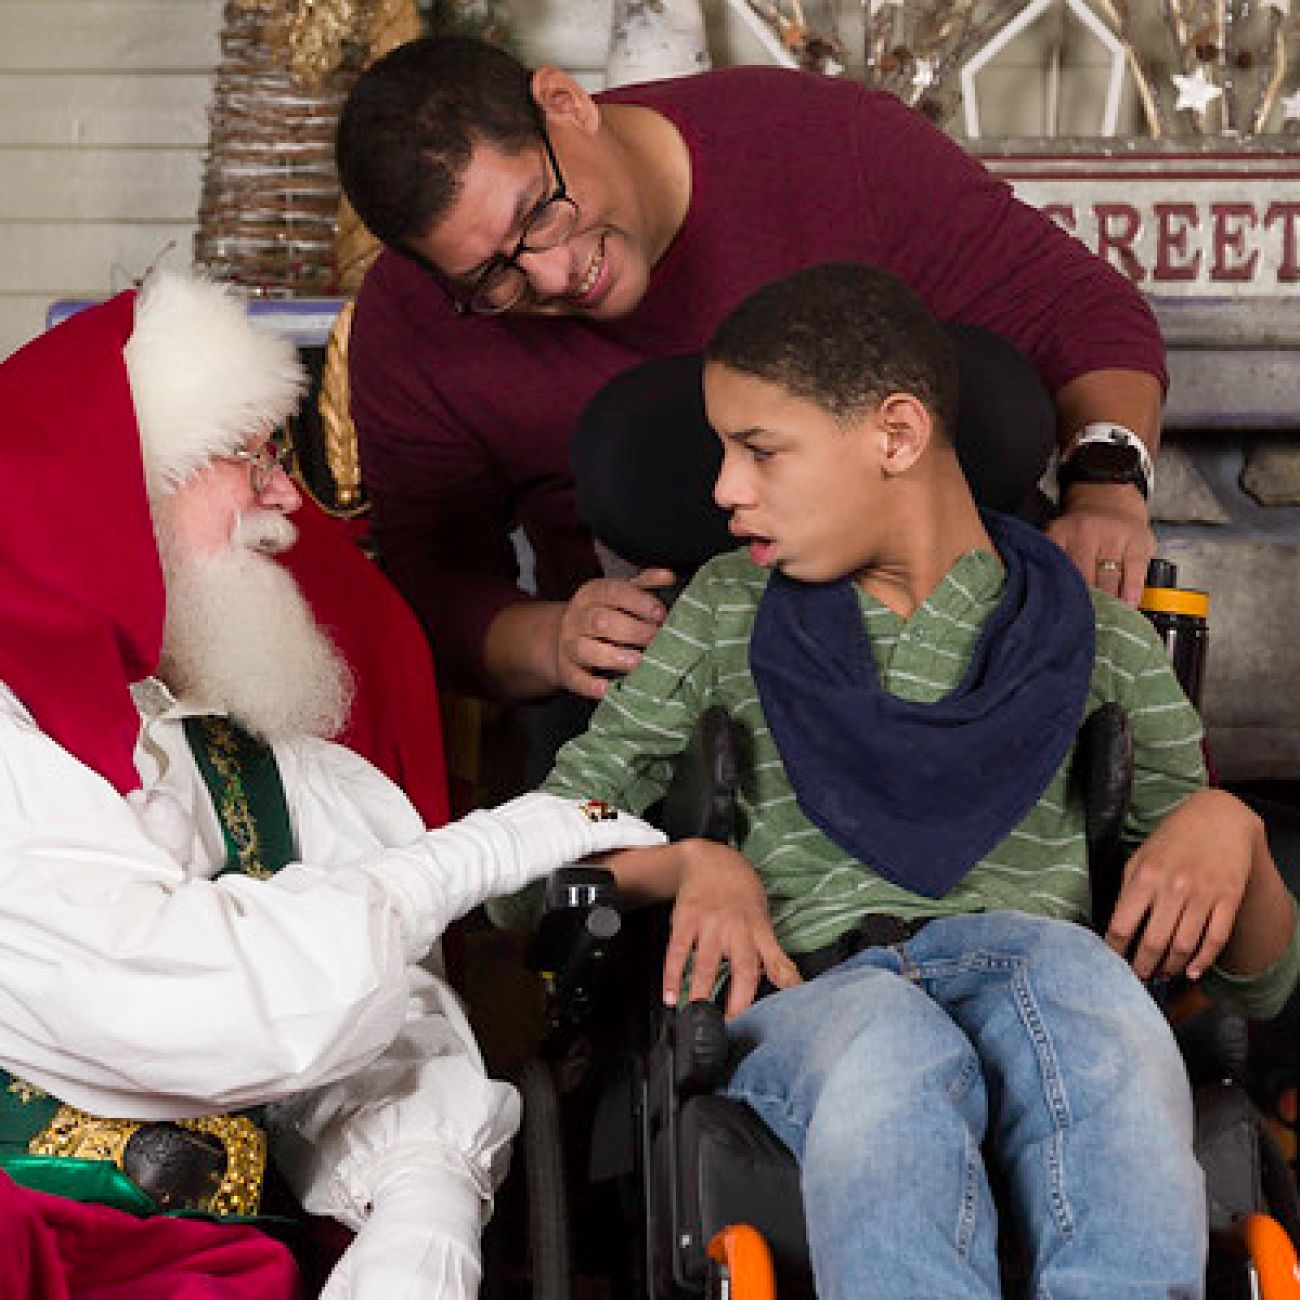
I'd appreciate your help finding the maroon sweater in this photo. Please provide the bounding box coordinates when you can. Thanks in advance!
[350,66,1165,695]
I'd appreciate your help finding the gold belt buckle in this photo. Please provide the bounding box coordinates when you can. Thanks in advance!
[29,1105,266,1217]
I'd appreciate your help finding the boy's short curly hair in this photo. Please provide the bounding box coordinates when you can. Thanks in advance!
[706,263,959,440]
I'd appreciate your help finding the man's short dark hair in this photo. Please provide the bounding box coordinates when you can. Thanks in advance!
[706,263,959,439]
[336,37,537,248]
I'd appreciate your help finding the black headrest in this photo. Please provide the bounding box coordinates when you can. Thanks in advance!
[944,323,1056,511]
[571,353,733,572]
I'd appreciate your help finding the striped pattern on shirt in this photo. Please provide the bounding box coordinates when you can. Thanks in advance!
[543,547,1206,956]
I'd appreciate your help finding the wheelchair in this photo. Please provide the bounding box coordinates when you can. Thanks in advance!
[505,696,1300,1300]
[489,346,1300,1300]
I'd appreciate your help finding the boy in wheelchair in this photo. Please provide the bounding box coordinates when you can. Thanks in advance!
[531,263,1300,1298]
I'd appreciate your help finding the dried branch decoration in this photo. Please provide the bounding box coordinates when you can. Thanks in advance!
[741,0,1299,136]
[233,0,367,91]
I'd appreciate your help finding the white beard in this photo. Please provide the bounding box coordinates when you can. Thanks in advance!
[156,512,354,743]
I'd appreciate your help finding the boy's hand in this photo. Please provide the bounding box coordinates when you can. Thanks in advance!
[1104,788,1256,981]
[663,840,802,1019]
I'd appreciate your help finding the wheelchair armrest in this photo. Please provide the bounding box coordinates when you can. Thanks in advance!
[672,1000,731,1095]
[1078,702,1134,927]
[1175,999,1250,1087]
[530,866,730,1090]
[533,707,740,1043]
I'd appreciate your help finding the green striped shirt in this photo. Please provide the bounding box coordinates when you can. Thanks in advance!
[538,547,1296,1015]
[544,547,1203,940]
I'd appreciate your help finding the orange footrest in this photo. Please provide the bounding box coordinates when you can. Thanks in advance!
[707,1223,776,1300]
[1232,1214,1300,1300]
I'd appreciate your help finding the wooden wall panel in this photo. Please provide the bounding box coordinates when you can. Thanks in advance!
[0,3,219,357]
[0,3,220,72]
[0,73,212,146]
[0,221,198,294]
[0,148,205,220]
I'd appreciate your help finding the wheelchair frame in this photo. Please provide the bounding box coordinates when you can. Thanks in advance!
[507,702,1300,1300]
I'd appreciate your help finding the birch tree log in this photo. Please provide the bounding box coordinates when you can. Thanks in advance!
[607,0,711,88]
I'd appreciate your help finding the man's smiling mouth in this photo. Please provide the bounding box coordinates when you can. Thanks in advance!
[572,235,607,302]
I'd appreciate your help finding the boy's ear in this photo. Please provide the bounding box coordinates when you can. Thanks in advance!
[876,392,933,476]
[532,66,601,135]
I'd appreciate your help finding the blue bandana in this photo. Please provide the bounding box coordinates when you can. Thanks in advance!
[749,512,1095,899]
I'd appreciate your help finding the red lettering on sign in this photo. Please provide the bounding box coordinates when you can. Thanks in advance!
[1153,203,1201,281]
[1095,204,1145,283]
[1264,203,1300,283]
[1042,203,1077,232]
[1211,203,1260,282]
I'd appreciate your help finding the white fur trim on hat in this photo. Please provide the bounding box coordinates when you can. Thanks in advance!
[123,270,306,497]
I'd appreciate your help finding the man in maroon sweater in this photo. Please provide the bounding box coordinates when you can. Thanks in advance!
[337,37,1164,710]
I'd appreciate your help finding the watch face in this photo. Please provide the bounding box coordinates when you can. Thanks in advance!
[1059,438,1148,497]
[1072,441,1142,475]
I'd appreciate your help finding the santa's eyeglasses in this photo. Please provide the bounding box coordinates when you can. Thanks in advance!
[227,438,291,496]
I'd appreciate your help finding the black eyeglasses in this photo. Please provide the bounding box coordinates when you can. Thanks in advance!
[447,122,580,316]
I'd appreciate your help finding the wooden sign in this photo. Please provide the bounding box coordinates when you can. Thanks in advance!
[981,145,1300,296]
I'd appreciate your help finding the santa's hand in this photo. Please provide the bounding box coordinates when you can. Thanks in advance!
[483,791,666,880]
[319,1158,483,1300]
[362,794,665,962]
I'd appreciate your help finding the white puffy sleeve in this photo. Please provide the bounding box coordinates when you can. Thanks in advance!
[0,689,661,1121]
[266,957,518,1231]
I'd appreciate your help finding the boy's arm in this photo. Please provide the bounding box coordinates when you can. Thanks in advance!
[542,577,719,812]
[1106,788,1295,983]
[603,837,802,1020]
[1102,602,1300,1012]
[546,564,803,1015]
[484,573,719,930]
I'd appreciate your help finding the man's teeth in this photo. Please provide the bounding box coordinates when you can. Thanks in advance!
[576,240,605,297]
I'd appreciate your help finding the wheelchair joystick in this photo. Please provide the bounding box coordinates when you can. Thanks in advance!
[531,866,623,1041]
[542,864,620,915]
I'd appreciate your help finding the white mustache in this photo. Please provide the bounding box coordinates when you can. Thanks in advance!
[233,510,297,555]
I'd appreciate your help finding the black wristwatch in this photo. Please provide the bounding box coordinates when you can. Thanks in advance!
[1058,437,1150,500]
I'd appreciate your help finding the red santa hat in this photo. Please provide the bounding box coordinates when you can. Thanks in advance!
[0,272,304,795]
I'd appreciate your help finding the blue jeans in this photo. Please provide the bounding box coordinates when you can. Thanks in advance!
[723,911,1205,1299]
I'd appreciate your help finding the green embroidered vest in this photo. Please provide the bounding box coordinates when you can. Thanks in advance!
[0,716,296,1217]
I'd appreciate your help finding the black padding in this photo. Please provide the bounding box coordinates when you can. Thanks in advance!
[1176,1003,1250,1087]
[572,352,729,572]
[1194,1081,1266,1232]
[945,322,1056,513]
[570,327,1057,576]
[660,705,739,845]
[678,1095,810,1280]
[1074,702,1134,926]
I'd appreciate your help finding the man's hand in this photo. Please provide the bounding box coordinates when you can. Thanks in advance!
[663,840,801,1019]
[1047,482,1156,606]
[1104,789,1259,981]
[556,568,675,699]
